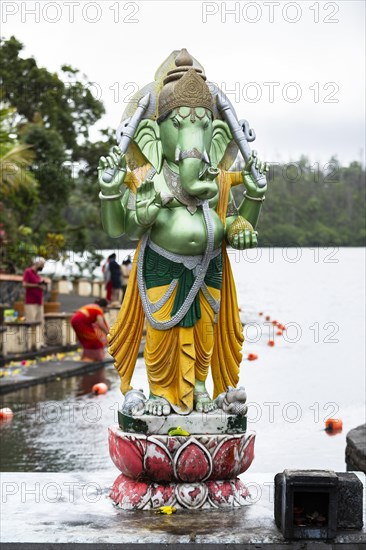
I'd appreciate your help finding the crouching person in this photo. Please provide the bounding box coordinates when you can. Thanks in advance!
[71,299,109,362]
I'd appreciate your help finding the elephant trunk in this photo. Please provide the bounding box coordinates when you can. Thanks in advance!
[178,153,218,200]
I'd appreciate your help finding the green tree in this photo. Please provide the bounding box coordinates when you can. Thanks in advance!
[0,36,113,268]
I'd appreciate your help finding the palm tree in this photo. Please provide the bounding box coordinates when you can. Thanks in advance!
[0,107,38,198]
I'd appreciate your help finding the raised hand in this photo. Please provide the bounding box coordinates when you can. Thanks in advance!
[135,179,162,227]
[242,151,269,197]
[98,146,126,196]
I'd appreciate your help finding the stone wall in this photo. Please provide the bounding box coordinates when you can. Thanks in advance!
[346,424,366,473]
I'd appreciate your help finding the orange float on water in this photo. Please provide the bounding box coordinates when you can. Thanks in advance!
[325,418,343,433]
[92,382,108,395]
[259,312,263,316]
[271,320,277,326]
[276,330,283,336]
[247,353,258,361]
[268,340,275,347]
[265,315,270,321]
[0,407,14,420]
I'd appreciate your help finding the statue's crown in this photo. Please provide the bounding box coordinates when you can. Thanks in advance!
[158,49,213,119]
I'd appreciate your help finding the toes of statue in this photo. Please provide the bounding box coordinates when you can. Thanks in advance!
[162,404,171,416]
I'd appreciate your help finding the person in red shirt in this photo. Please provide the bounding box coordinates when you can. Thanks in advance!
[71,299,109,362]
[22,257,47,323]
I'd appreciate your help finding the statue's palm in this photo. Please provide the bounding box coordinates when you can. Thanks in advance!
[98,146,126,195]
[136,180,162,227]
[242,151,269,197]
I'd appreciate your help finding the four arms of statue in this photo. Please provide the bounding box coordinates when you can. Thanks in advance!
[98,106,268,254]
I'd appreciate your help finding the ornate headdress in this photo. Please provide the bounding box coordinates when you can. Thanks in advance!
[119,49,238,171]
[158,49,213,119]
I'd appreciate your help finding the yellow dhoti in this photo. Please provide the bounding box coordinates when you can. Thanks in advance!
[145,285,220,414]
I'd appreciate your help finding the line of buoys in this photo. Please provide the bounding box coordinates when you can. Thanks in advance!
[325,418,343,433]
[92,382,108,395]
[247,353,258,361]
[0,407,14,421]
[258,312,287,330]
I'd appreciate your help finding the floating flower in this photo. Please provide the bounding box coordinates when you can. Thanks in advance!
[0,408,14,420]
[92,382,108,395]
[325,418,343,433]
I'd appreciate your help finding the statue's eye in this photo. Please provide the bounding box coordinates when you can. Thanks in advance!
[172,119,180,129]
[203,120,210,130]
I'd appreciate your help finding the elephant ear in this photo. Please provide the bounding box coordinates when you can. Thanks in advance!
[210,120,233,167]
[132,119,163,172]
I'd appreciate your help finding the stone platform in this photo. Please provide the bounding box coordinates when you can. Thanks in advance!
[118,409,247,435]
[1,472,365,548]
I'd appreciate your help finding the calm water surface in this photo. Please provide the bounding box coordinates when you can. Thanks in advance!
[1,248,365,474]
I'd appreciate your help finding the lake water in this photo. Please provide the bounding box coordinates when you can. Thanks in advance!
[1,247,365,475]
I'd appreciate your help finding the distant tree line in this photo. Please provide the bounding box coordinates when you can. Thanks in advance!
[0,37,364,274]
[232,156,365,247]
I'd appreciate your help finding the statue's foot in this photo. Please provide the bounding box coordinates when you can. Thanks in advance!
[225,386,247,405]
[216,386,248,416]
[122,389,147,416]
[144,396,171,416]
[194,391,217,413]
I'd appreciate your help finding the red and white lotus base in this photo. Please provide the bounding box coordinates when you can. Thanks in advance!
[108,426,256,510]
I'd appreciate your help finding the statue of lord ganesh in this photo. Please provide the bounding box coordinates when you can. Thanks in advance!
[98,49,269,419]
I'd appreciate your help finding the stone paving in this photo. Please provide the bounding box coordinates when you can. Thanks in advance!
[1,472,365,548]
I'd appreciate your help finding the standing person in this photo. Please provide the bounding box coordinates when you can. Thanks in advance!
[102,255,112,302]
[121,256,132,300]
[22,257,47,323]
[108,253,122,303]
[71,298,109,362]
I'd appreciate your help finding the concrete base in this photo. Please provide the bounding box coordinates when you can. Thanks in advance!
[1,472,365,548]
[118,409,247,435]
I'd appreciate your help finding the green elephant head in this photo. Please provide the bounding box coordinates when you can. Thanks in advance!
[133,107,233,199]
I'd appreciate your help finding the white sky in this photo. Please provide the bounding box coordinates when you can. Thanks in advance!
[2,0,365,166]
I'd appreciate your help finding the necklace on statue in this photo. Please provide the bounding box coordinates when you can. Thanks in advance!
[163,161,202,215]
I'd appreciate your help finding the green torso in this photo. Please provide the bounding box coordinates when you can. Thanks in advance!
[147,170,225,255]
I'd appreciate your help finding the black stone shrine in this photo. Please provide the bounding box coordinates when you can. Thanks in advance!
[274,469,363,540]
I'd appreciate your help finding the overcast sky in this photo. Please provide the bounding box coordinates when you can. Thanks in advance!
[2,0,365,166]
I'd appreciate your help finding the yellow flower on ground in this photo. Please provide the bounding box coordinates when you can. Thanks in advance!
[156,506,177,515]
